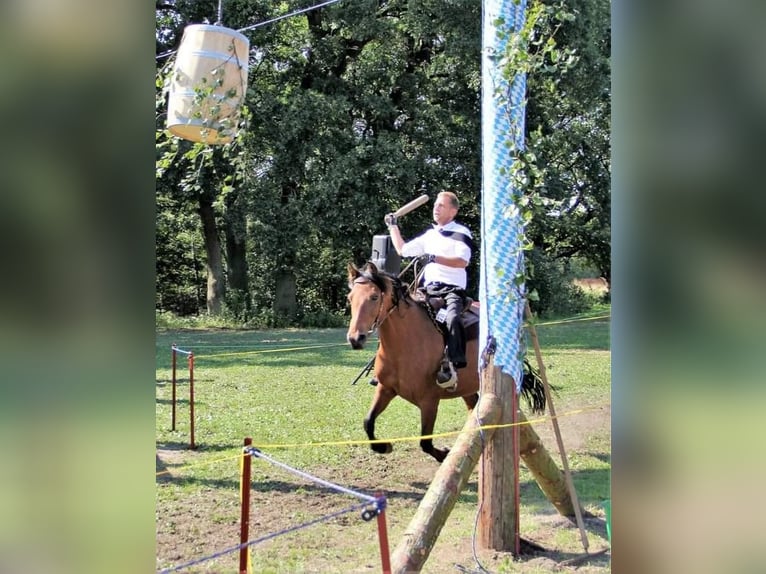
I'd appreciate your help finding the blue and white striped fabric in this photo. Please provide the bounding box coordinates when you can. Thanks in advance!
[479,0,527,393]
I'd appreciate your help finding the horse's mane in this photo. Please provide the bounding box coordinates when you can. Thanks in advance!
[359,263,412,309]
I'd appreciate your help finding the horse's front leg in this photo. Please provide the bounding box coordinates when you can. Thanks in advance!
[419,399,449,463]
[365,384,397,455]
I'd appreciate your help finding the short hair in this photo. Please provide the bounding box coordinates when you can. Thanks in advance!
[438,191,459,210]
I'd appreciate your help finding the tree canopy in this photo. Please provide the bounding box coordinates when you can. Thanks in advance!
[155,0,611,322]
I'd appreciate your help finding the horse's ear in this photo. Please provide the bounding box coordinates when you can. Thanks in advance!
[347,262,360,284]
[365,261,379,275]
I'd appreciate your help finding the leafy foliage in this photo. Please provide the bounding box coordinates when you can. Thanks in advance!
[526,247,593,318]
[155,0,610,323]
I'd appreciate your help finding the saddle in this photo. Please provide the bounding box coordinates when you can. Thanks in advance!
[413,290,481,342]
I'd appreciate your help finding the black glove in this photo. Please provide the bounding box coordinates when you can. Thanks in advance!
[418,253,436,265]
[384,213,398,227]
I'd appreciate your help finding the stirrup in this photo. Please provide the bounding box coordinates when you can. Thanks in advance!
[435,362,458,391]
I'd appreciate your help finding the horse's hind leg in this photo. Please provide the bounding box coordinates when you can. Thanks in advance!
[364,384,397,455]
[419,400,449,463]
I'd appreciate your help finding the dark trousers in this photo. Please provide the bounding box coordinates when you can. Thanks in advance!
[426,283,467,369]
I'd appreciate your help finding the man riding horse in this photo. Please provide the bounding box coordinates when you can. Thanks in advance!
[385,191,474,390]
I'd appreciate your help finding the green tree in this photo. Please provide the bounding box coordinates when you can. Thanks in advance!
[524,0,611,285]
[155,0,610,321]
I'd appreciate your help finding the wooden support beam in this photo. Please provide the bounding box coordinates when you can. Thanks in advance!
[478,358,518,551]
[518,410,576,517]
[390,393,502,574]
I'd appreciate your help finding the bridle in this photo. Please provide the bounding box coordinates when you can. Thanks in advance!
[352,275,398,333]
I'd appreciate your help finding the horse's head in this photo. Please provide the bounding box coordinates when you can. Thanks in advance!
[346,262,391,350]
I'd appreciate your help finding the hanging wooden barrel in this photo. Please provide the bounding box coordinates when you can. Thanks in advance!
[167,24,249,144]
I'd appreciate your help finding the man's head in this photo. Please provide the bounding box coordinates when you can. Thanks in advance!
[433,191,459,226]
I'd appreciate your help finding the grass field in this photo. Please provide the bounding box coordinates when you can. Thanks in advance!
[156,307,611,573]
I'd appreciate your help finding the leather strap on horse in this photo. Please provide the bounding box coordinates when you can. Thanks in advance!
[354,271,405,332]
[419,296,446,335]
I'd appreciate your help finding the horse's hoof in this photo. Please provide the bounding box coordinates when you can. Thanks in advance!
[372,443,393,455]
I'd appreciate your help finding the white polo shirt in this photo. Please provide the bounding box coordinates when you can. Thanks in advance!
[400,221,472,289]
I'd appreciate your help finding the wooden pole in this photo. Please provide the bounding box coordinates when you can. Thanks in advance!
[511,363,521,556]
[525,302,589,552]
[390,393,502,573]
[478,356,517,551]
[374,491,392,574]
[189,352,196,450]
[171,345,177,431]
[239,437,252,574]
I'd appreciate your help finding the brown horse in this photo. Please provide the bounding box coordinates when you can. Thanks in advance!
[346,261,481,463]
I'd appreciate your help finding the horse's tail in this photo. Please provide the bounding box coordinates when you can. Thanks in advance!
[520,359,554,414]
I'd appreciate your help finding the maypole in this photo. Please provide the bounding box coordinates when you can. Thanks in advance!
[479,0,528,554]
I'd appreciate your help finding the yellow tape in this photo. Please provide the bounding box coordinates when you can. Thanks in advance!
[532,314,611,327]
[195,343,349,360]
[250,403,610,450]
[156,403,609,477]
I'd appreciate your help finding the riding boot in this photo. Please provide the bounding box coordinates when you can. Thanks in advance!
[435,353,458,391]
[444,293,467,369]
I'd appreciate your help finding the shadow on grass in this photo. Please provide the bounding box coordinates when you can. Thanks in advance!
[156,378,215,386]
[586,451,611,464]
[156,398,189,405]
[517,467,610,503]
[514,545,611,568]
[156,440,242,453]
[155,471,427,504]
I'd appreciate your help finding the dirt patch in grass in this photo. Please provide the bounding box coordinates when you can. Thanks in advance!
[157,402,610,573]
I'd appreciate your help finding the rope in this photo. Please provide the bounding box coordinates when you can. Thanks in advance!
[215,0,223,25]
[171,346,192,356]
[237,0,344,34]
[164,313,608,360]
[195,342,348,360]
[249,403,609,450]
[155,404,609,478]
[534,314,611,327]
[248,447,377,503]
[158,500,371,573]
[156,0,346,61]
[159,447,387,572]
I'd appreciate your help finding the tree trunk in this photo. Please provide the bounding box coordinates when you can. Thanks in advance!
[273,270,297,317]
[519,409,576,517]
[198,193,224,315]
[224,193,249,316]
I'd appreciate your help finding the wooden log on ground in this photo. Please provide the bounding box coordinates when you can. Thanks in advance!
[390,393,502,574]
[518,409,576,517]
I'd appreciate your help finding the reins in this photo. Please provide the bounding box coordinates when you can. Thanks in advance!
[352,271,407,333]
[353,267,444,337]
